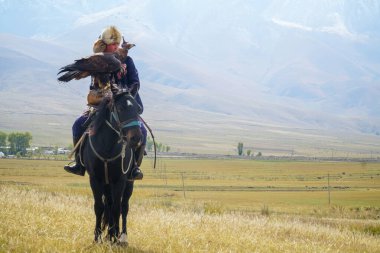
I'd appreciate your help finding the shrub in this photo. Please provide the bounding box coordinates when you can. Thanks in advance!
[261,205,270,216]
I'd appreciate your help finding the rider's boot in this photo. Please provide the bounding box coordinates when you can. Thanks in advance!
[64,137,85,176]
[131,144,145,180]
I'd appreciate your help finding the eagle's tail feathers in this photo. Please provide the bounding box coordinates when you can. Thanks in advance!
[57,70,82,82]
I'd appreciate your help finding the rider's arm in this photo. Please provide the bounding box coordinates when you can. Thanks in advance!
[125,56,143,113]
[126,56,140,93]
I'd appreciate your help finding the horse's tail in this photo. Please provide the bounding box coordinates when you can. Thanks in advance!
[101,186,111,231]
[101,207,109,232]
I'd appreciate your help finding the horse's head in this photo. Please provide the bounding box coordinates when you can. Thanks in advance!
[111,89,143,149]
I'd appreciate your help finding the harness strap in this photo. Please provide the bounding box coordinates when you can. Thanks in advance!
[121,120,140,128]
[105,120,120,136]
[121,144,134,175]
[104,161,109,184]
[89,135,121,163]
[89,135,122,185]
[88,136,134,184]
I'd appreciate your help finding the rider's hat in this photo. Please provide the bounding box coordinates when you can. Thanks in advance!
[93,26,122,53]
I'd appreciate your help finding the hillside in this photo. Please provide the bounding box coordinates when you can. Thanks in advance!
[0,0,379,156]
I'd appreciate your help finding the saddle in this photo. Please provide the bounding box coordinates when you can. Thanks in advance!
[87,90,105,106]
[87,80,112,107]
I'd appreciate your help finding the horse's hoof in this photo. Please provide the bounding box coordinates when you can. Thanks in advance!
[118,233,128,246]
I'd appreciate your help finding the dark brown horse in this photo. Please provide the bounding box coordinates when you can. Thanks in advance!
[81,88,142,243]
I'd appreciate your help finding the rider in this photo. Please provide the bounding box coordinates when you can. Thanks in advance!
[64,26,146,180]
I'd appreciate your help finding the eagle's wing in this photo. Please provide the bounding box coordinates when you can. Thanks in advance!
[57,53,122,82]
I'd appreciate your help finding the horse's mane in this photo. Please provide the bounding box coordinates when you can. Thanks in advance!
[92,96,112,134]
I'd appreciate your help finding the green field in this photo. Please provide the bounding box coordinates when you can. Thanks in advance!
[0,158,379,252]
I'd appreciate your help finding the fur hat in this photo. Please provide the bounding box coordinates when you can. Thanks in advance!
[93,39,106,53]
[93,26,122,53]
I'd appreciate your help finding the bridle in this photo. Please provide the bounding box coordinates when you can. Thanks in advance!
[108,93,141,141]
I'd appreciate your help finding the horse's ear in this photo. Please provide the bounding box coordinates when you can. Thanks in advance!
[125,94,143,114]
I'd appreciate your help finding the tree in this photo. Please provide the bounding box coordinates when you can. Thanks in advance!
[157,143,163,152]
[146,136,154,151]
[247,150,252,156]
[237,142,244,156]
[7,132,32,156]
[34,147,43,158]
[0,131,7,153]
[256,152,262,157]
[146,137,171,153]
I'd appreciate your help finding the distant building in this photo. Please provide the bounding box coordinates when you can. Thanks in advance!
[26,147,39,153]
[57,148,71,154]
[44,150,55,155]
[0,152,4,158]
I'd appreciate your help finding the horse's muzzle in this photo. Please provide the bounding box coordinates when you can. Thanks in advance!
[123,127,142,149]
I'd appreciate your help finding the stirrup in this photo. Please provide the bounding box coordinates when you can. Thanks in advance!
[130,167,143,180]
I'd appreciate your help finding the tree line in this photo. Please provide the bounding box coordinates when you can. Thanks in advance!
[0,131,257,158]
[0,131,172,158]
[237,142,262,157]
[146,136,171,153]
[0,131,32,156]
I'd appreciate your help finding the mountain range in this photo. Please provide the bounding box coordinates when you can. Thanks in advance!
[0,0,379,157]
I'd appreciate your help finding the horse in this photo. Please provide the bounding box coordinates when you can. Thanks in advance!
[81,87,142,243]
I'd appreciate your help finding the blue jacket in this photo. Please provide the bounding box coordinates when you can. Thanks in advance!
[119,56,144,113]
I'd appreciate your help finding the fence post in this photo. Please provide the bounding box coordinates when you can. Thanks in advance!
[328,172,331,205]
[181,172,186,199]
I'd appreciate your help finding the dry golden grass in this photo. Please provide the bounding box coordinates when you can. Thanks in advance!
[0,158,379,252]
[1,186,379,253]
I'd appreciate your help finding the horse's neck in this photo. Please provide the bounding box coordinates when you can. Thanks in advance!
[92,113,121,152]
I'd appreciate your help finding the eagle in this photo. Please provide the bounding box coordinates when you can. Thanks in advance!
[57,38,135,88]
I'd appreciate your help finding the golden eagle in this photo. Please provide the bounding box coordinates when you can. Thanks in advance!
[57,38,135,88]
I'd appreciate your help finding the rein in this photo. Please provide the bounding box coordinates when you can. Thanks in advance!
[138,115,157,169]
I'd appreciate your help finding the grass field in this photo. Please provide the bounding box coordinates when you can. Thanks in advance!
[0,158,379,252]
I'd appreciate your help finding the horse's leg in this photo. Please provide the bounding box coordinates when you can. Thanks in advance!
[90,176,104,243]
[120,180,134,244]
[122,181,134,233]
[109,179,126,243]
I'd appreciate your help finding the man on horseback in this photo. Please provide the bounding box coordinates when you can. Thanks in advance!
[64,26,146,180]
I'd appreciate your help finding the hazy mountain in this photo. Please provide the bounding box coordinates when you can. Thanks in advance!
[0,0,379,156]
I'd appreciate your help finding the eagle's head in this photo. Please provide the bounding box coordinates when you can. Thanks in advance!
[121,36,136,50]
[114,37,135,62]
